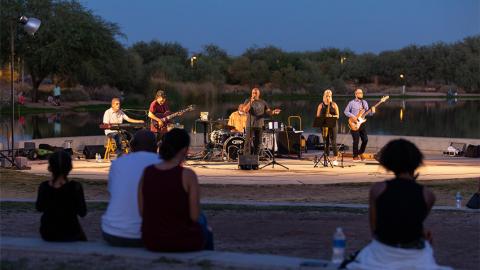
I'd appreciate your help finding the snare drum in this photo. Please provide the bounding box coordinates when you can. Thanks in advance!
[223,136,245,161]
[210,129,231,145]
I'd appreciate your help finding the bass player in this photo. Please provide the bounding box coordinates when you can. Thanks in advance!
[344,88,376,162]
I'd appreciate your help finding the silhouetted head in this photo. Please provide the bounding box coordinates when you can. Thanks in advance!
[159,128,190,161]
[130,130,157,153]
[354,88,363,99]
[379,139,424,176]
[323,89,333,104]
[155,90,166,105]
[48,151,72,182]
[111,98,121,112]
[251,88,260,100]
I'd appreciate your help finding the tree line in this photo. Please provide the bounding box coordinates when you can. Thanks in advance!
[1,0,479,102]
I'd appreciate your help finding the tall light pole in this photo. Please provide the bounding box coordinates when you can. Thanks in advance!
[8,16,41,167]
[400,73,406,96]
[190,56,197,68]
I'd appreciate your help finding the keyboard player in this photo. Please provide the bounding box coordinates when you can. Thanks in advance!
[103,98,144,156]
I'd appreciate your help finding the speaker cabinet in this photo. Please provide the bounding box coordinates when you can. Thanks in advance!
[83,145,106,159]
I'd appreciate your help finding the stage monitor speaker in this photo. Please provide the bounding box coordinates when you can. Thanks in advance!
[83,145,106,159]
[276,131,301,155]
[238,154,259,170]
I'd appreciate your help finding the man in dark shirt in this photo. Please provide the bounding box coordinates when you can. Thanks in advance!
[148,90,171,142]
[242,88,281,155]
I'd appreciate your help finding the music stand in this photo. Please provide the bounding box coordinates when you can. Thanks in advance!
[313,116,337,168]
[260,121,289,170]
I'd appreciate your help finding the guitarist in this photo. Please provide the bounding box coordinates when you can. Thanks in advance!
[148,90,172,143]
[344,88,376,162]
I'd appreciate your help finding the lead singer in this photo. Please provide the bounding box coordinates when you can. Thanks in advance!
[242,88,281,155]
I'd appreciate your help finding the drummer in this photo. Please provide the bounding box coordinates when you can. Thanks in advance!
[227,104,248,134]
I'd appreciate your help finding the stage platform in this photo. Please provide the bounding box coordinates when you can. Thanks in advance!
[22,154,480,185]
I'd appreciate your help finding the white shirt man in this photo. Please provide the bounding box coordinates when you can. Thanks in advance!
[103,108,128,135]
[101,130,160,246]
[102,98,144,155]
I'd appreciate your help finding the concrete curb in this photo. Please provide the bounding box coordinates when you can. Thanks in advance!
[2,199,478,212]
[1,236,335,270]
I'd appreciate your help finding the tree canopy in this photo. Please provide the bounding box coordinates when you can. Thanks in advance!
[1,0,478,102]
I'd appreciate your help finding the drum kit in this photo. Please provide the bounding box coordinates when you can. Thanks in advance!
[199,119,274,162]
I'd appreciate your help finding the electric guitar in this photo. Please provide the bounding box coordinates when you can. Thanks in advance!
[152,105,195,132]
[348,96,389,131]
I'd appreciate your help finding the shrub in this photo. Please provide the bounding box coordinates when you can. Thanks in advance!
[86,85,122,101]
[62,86,91,101]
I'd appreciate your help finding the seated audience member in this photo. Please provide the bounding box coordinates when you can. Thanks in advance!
[344,139,451,270]
[102,130,160,247]
[36,151,87,241]
[138,128,214,252]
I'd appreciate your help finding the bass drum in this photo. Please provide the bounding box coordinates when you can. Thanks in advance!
[223,136,245,161]
[210,129,231,145]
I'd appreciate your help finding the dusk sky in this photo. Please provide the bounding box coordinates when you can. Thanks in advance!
[81,0,479,55]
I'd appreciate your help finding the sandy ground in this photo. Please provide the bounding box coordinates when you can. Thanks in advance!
[2,169,479,269]
[1,168,478,206]
[1,205,478,270]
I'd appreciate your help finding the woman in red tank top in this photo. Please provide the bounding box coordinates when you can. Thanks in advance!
[138,128,213,252]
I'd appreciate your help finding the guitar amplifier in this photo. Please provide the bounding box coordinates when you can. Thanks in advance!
[238,154,259,170]
[276,131,302,155]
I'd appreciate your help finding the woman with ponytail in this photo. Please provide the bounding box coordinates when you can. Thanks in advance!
[36,151,87,241]
[138,128,214,252]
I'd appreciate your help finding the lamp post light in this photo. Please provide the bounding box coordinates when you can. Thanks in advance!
[400,73,406,96]
[190,56,197,68]
[8,15,41,167]
[340,56,347,64]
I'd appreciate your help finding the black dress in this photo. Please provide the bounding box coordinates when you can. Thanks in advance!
[35,180,87,241]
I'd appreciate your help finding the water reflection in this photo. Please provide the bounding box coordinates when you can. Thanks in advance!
[1,99,479,148]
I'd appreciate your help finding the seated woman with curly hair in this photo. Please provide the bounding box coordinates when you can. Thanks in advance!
[344,139,451,270]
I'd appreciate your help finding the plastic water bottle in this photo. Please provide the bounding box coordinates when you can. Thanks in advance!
[331,227,346,264]
[455,192,462,208]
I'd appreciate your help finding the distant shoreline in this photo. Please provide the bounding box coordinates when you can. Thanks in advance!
[0,92,479,114]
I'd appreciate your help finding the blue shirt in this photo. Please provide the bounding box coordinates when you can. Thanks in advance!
[344,99,374,118]
[53,86,61,97]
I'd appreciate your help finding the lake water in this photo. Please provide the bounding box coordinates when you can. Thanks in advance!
[1,98,479,148]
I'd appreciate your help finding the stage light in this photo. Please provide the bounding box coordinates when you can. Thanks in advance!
[18,16,42,36]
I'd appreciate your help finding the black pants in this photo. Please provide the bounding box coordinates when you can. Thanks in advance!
[351,126,368,157]
[247,127,263,155]
[323,126,338,157]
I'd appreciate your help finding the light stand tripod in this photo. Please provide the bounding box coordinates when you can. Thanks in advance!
[260,122,289,170]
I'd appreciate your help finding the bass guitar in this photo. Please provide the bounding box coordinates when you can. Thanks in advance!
[152,105,195,131]
[348,96,389,131]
